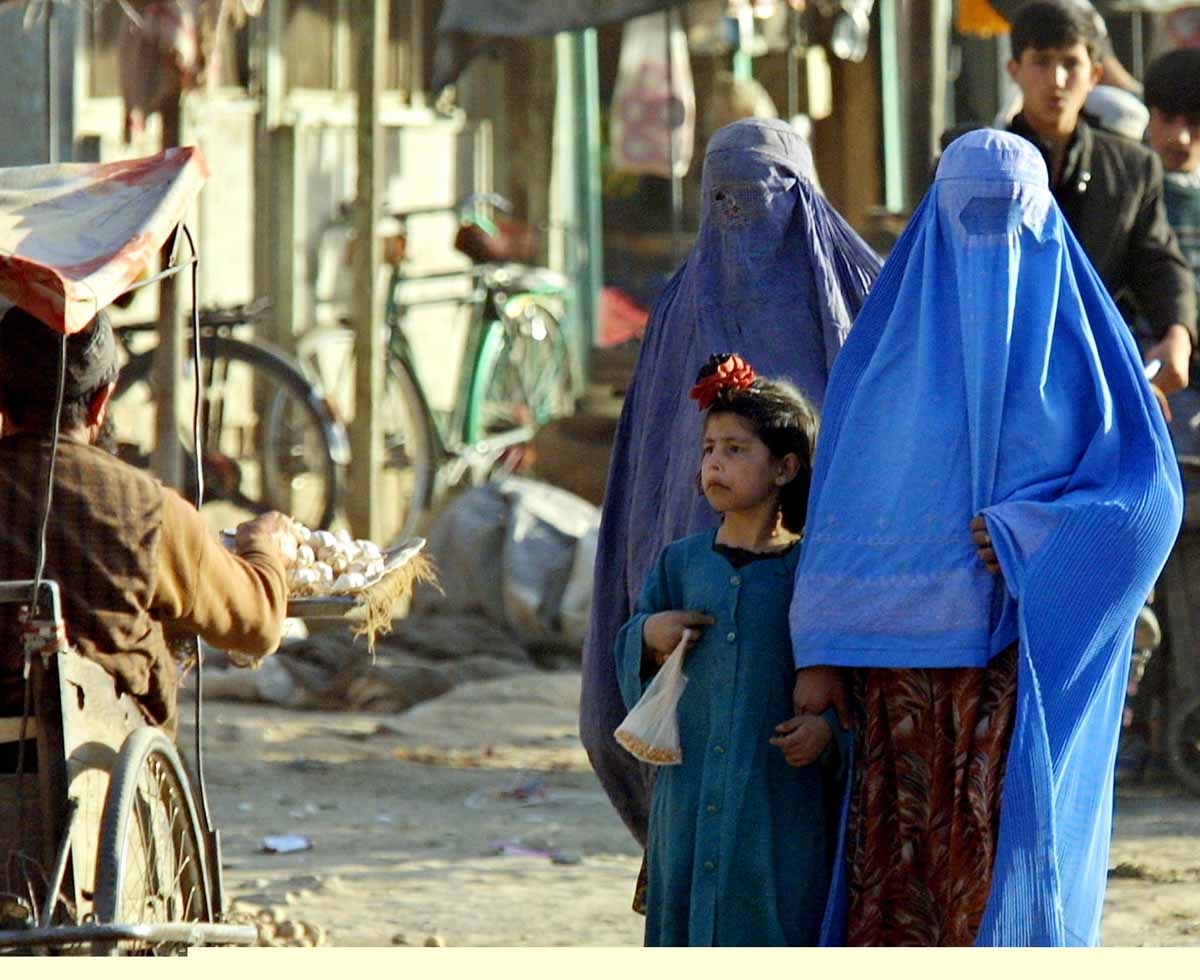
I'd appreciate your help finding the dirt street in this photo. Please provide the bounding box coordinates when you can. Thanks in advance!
[178,667,1200,948]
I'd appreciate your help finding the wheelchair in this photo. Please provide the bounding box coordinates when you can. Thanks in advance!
[0,578,256,954]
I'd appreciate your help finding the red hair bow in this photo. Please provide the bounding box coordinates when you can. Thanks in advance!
[689,355,756,411]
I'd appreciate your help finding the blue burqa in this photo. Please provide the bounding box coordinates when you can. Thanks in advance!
[581,117,881,843]
[789,129,1183,946]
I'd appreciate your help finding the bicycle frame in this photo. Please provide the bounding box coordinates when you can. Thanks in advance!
[381,259,569,469]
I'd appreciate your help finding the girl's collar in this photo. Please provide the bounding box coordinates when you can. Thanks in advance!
[709,528,801,569]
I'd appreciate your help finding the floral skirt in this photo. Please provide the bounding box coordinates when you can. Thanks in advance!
[844,645,1018,946]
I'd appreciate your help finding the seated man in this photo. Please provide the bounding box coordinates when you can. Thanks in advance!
[1006,0,1197,394]
[0,304,297,737]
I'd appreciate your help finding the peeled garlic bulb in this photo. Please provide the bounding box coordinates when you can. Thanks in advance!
[331,571,368,595]
[287,521,390,598]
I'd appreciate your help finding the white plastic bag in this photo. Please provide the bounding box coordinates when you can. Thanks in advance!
[609,11,695,179]
[614,631,691,765]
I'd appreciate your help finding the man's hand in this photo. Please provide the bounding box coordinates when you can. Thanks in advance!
[1144,324,1192,395]
[769,713,833,767]
[642,610,713,664]
[970,514,1000,575]
[792,666,850,729]
[235,511,300,567]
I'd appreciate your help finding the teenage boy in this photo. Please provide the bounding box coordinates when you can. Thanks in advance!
[1006,1,1196,394]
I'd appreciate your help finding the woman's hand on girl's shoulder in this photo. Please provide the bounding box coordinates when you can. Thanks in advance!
[643,610,713,665]
[770,713,832,767]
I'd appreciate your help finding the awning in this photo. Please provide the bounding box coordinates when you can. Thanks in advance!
[0,146,209,335]
[432,0,689,91]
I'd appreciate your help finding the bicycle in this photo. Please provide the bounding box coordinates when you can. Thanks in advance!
[108,301,349,530]
[300,192,577,545]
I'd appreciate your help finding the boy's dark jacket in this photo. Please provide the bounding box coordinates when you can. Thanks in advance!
[1009,112,1197,344]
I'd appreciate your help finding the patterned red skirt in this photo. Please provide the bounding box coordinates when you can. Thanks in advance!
[844,645,1018,946]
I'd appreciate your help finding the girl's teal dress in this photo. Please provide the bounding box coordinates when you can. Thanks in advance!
[615,530,846,947]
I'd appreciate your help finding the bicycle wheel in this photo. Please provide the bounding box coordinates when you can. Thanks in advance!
[92,728,212,955]
[110,335,343,529]
[298,327,434,545]
[468,296,574,445]
[1167,694,1200,798]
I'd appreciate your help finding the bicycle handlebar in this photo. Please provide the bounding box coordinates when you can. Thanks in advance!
[454,192,514,217]
[338,192,516,225]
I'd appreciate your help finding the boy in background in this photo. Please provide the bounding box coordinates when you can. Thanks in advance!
[1006,1,1196,393]
[1145,48,1200,294]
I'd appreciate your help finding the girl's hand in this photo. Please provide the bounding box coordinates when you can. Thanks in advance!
[792,666,850,729]
[770,714,833,767]
[643,610,714,664]
[970,514,1000,575]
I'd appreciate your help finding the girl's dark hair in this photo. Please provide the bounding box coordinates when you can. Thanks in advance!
[696,353,819,533]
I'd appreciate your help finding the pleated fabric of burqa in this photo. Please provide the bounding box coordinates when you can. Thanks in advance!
[789,129,1183,946]
[581,117,881,843]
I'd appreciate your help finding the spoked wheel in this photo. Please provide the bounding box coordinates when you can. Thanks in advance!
[469,297,574,448]
[109,335,344,529]
[297,326,434,546]
[92,729,213,955]
[1167,694,1200,798]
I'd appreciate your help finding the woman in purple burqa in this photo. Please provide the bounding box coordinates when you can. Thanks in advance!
[581,117,881,845]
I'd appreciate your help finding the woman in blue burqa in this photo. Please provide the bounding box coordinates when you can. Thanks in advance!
[580,117,881,863]
[789,128,1182,946]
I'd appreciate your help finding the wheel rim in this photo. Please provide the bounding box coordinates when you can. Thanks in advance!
[95,730,212,956]
[261,384,338,528]
[1168,695,1200,798]
[300,328,431,545]
[108,750,208,953]
[476,300,572,437]
[110,345,336,529]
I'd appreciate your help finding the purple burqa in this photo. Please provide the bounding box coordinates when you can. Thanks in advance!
[581,117,881,842]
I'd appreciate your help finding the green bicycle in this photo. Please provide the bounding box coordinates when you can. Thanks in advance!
[299,193,576,546]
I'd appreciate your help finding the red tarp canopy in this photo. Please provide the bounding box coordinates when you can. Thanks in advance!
[0,146,209,335]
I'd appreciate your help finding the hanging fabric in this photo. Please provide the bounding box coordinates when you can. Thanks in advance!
[609,11,696,179]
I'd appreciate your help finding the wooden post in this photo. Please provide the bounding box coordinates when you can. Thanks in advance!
[253,0,288,347]
[900,0,950,208]
[153,96,186,492]
[347,0,387,541]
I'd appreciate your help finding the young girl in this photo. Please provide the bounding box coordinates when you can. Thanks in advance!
[615,353,846,947]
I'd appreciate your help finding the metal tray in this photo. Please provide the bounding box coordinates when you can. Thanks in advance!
[219,531,428,620]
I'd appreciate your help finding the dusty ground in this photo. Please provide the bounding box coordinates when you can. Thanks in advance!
[178,668,1200,948]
